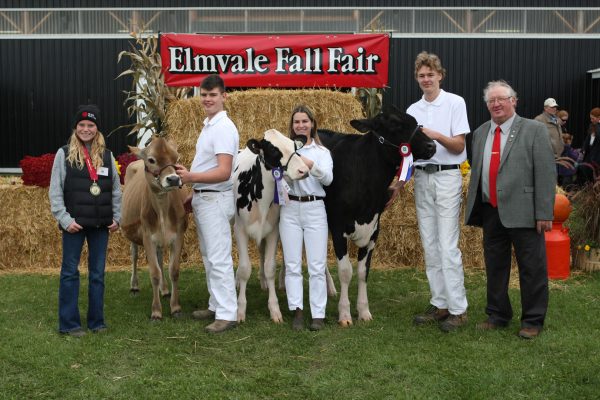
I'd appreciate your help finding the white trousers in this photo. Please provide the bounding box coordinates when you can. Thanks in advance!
[279,200,328,319]
[192,190,237,321]
[414,169,468,315]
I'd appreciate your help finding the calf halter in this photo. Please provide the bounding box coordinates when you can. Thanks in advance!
[258,140,303,173]
[371,124,422,185]
[145,163,181,189]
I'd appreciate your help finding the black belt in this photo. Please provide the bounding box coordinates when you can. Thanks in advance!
[194,189,221,193]
[415,164,460,173]
[288,195,324,202]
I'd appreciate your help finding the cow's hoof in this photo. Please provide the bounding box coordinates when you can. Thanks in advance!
[358,311,373,321]
[271,316,283,324]
[171,311,183,319]
[150,314,163,321]
[161,292,171,299]
[130,288,139,296]
[338,320,353,327]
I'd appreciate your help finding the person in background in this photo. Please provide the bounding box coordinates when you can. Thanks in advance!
[557,109,569,134]
[534,98,564,158]
[577,107,600,184]
[406,51,470,333]
[176,74,239,334]
[280,105,333,331]
[49,104,121,337]
[556,109,578,188]
[465,81,555,339]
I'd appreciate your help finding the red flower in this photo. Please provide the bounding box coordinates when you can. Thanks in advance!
[116,152,139,185]
[19,153,56,187]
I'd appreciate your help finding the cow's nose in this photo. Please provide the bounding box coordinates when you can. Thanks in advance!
[166,175,180,186]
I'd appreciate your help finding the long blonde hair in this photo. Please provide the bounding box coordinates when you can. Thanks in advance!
[66,129,106,170]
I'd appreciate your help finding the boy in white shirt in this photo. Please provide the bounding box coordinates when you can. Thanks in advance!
[407,52,470,332]
[176,74,239,333]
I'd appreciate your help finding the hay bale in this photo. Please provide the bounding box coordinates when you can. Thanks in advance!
[164,89,364,166]
[0,89,489,273]
[0,178,486,273]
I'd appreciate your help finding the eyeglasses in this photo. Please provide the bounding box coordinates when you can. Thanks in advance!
[486,96,513,105]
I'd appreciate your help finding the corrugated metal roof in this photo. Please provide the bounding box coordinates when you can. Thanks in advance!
[1,7,599,37]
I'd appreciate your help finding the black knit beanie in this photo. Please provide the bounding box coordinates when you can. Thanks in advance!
[73,104,101,130]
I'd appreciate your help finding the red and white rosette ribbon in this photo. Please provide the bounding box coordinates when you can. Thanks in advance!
[395,143,414,185]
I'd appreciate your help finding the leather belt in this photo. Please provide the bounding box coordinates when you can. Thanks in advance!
[194,189,221,193]
[415,164,460,173]
[288,195,324,202]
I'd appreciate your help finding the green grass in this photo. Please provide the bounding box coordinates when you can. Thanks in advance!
[1,267,599,399]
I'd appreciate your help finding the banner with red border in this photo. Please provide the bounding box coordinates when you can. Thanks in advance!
[160,33,389,88]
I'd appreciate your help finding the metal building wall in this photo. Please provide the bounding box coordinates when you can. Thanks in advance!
[0,39,135,168]
[386,37,600,148]
[2,36,599,168]
[4,1,600,8]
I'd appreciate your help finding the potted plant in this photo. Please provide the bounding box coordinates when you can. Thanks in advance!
[565,177,600,271]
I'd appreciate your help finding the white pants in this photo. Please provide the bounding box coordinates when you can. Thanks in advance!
[192,190,237,321]
[414,169,468,315]
[279,200,328,319]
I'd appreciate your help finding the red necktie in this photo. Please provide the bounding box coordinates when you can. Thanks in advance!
[489,126,501,207]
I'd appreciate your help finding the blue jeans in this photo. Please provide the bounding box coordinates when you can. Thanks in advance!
[59,227,108,333]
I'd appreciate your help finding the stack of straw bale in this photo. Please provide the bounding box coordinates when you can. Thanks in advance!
[0,89,485,273]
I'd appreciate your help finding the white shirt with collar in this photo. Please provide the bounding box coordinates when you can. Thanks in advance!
[407,89,470,166]
[190,110,239,192]
[288,141,333,198]
[481,113,517,203]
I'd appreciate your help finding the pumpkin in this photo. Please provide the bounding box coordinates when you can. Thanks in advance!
[554,193,572,222]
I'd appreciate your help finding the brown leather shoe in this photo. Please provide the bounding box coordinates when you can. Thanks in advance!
[309,318,325,331]
[440,313,468,332]
[192,309,216,321]
[292,308,304,331]
[518,326,542,339]
[414,305,449,325]
[205,319,237,334]
[476,320,503,330]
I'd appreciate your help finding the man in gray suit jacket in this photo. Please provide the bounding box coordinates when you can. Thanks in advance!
[465,80,556,339]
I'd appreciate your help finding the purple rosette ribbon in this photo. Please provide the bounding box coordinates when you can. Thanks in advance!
[272,167,288,205]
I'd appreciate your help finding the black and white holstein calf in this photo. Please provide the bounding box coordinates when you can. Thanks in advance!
[233,129,335,323]
[318,110,436,326]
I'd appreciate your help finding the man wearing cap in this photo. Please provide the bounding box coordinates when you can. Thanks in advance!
[535,98,564,158]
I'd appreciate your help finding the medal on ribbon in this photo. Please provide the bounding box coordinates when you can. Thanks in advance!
[82,145,101,197]
[272,167,288,205]
[90,182,101,196]
[395,143,414,186]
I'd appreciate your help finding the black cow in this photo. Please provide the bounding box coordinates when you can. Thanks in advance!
[318,110,436,326]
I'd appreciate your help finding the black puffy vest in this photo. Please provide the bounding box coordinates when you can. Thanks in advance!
[63,145,114,228]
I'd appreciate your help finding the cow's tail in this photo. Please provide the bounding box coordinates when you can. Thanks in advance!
[326,267,337,297]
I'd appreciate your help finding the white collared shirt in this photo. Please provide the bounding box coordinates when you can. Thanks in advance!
[407,89,470,165]
[481,113,517,202]
[190,110,239,191]
[288,141,333,197]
